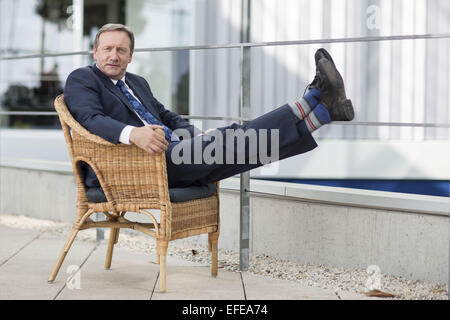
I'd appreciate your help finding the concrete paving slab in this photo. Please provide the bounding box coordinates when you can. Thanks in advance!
[0,226,392,300]
[241,272,339,300]
[0,234,96,299]
[56,227,213,300]
[57,243,159,300]
[0,226,40,264]
[152,267,244,300]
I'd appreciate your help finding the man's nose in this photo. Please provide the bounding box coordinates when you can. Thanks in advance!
[109,49,119,61]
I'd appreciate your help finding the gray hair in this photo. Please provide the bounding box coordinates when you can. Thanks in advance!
[94,23,135,52]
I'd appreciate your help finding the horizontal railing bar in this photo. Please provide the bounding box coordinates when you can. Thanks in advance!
[136,33,450,52]
[182,117,450,128]
[0,111,58,116]
[0,50,91,61]
[1,33,449,61]
[333,121,450,128]
[1,111,449,128]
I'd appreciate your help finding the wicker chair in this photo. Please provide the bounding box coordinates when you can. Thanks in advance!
[48,94,220,292]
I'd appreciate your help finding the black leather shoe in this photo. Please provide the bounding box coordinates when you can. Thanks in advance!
[315,48,354,121]
[305,67,325,94]
[305,48,338,93]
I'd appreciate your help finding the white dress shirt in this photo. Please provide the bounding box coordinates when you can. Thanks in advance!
[110,76,146,145]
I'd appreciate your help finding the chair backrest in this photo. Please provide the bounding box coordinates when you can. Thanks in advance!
[53,94,171,211]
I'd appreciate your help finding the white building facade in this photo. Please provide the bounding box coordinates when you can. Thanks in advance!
[1,0,449,195]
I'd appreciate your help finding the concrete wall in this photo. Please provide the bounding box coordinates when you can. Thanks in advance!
[1,164,448,284]
[1,166,76,222]
[221,190,448,284]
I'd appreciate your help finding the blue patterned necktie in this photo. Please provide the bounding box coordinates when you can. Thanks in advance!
[116,79,179,141]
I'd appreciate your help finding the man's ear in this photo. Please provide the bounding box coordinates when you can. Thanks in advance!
[93,46,97,61]
[129,51,133,63]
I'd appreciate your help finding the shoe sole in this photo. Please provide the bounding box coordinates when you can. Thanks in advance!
[318,58,355,121]
[338,98,355,121]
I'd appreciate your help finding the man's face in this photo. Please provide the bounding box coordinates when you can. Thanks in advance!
[93,31,133,80]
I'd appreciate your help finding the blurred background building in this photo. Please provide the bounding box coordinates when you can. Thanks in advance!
[0,0,449,197]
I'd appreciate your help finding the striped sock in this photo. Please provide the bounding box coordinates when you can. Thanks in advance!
[289,89,321,122]
[305,103,331,133]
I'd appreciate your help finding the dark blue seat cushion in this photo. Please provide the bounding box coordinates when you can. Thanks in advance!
[85,184,216,203]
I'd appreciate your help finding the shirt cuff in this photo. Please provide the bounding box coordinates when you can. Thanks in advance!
[119,125,135,145]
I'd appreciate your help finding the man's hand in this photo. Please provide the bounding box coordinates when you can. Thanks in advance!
[129,125,168,154]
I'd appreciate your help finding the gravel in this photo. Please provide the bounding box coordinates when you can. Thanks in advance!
[1,214,447,300]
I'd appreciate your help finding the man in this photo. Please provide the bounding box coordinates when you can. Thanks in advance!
[64,23,354,190]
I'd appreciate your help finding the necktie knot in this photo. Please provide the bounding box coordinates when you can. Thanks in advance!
[116,79,126,90]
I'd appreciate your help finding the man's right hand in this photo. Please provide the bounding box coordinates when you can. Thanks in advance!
[129,125,168,154]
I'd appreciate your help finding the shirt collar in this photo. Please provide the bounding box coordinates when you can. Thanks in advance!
[111,76,126,86]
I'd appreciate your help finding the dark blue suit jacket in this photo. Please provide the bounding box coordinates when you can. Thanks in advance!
[65,64,199,144]
[64,64,200,187]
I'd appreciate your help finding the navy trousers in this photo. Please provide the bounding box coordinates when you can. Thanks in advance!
[165,104,317,188]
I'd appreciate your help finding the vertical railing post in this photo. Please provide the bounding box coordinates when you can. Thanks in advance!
[239,0,251,272]
[96,212,104,242]
[239,45,251,272]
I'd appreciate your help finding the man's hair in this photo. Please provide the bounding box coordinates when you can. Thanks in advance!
[94,23,135,52]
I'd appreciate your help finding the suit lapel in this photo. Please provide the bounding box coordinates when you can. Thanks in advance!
[92,65,136,115]
[92,65,162,122]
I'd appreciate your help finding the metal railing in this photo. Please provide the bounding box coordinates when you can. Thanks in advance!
[2,33,450,59]
[1,111,450,128]
[2,33,450,128]
[1,32,450,275]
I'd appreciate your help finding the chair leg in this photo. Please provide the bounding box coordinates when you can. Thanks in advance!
[48,227,80,282]
[157,240,169,292]
[208,232,219,277]
[114,227,120,243]
[105,228,119,269]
